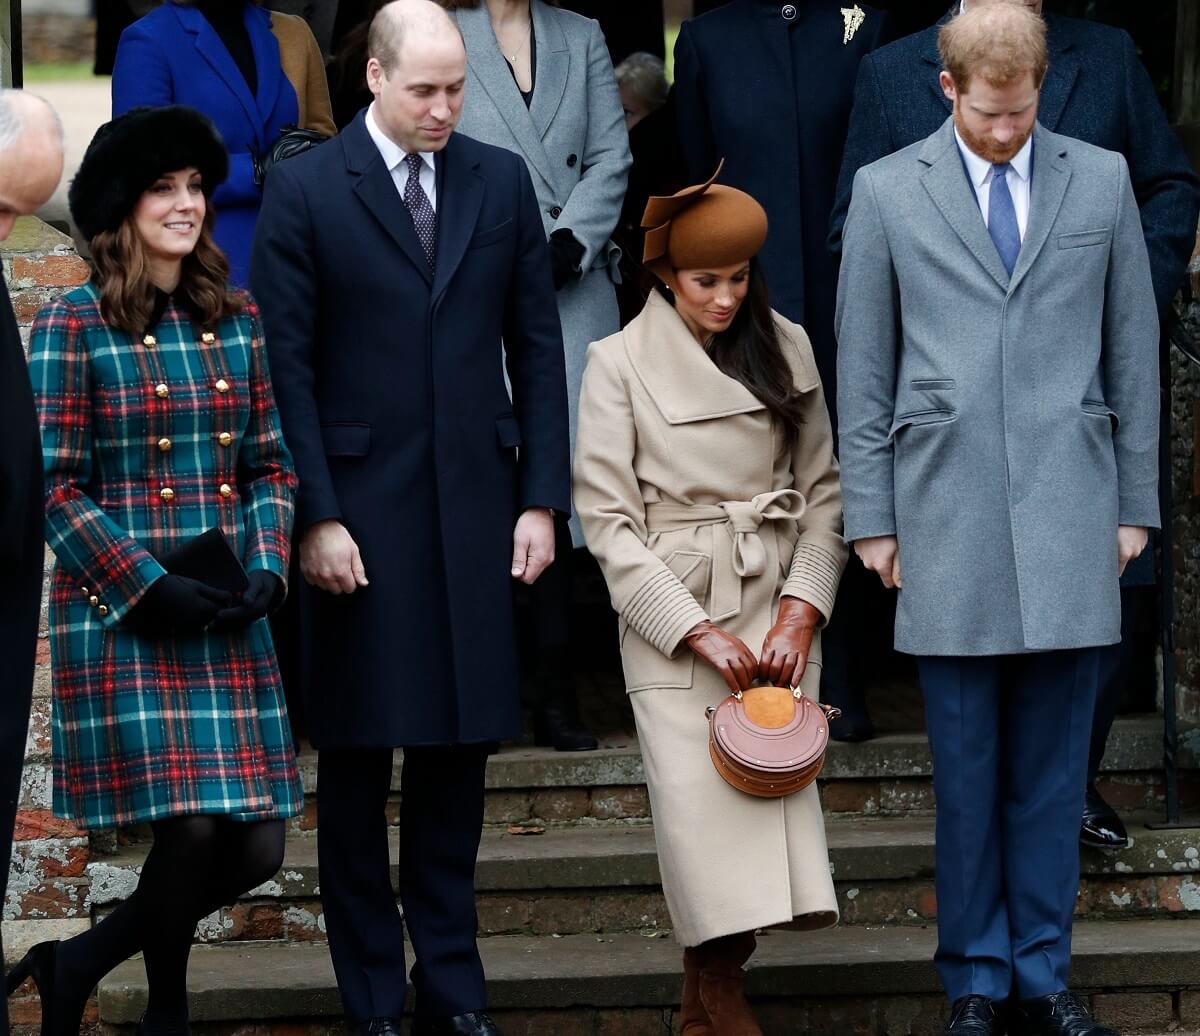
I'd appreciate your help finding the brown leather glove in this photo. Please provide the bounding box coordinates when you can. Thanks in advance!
[758,595,822,689]
[683,620,758,694]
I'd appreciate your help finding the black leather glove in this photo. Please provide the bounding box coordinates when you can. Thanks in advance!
[549,229,585,291]
[126,574,233,635]
[211,570,284,632]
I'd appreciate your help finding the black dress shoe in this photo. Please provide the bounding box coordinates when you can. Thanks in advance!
[532,698,598,751]
[1011,992,1118,1035]
[354,1020,403,1035]
[943,995,1001,1034]
[412,1012,501,1035]
[4,939,87,1036]
[1080,784,1129,850]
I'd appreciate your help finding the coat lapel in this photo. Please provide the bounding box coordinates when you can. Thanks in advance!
[528,0,568,141]
[625,292,766,425]
[344,115,434,286]
[919,119,1011,292]
[456,5,557,189]
[1037,18,1080,132]
[250,8,290,132]
[1008,125,1071,293]
[920,19,953,119]
[173,4,263,148]
[432,136,484,305]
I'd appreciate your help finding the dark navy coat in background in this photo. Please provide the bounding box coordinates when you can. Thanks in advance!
[829,12,1200,318]
[249,115,571,749]
[673,0,890,426]
[112,2,299,287]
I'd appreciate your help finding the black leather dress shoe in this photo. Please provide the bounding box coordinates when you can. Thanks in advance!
[1080,784,1129,850]
[354,1020,403,1035]
[943,995,1001,1034]
[412,1012,501,1035]
[1011,992,1118,1035]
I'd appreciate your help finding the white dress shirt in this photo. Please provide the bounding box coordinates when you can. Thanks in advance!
[365,102,438,212]
[954,127,1033,241]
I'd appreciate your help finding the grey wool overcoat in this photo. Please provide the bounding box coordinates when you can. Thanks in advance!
[453,0,630,544]
[836,119,1160,657]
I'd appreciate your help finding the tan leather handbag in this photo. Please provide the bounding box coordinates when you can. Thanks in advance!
[705,685,841,798]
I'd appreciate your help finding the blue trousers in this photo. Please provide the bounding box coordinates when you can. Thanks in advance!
[917,649,1100,1003]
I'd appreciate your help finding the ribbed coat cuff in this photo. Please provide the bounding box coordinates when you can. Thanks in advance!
[623,568,710,658]
[782,542,843,625]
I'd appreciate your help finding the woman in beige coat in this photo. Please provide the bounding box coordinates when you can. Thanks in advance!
[574,172,846,1036]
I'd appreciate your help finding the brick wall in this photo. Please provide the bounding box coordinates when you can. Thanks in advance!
[1,217,94,1031]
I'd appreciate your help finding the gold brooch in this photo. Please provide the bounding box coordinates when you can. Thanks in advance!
[841,4,865,44]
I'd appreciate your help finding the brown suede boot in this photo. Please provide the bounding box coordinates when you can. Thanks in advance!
[696,932,763,1036]
[680,946,716,1035]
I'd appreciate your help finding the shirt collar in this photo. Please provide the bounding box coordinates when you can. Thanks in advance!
[365,103,436,176]
[953,126,1033,187]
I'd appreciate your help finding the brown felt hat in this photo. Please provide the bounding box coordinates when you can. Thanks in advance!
[641,161,768,280]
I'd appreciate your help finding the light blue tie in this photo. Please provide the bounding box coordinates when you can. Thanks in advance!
[988,163,1021,277]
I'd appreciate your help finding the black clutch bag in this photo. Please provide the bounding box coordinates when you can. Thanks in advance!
[254,125,331,186]
[158,528,249,594]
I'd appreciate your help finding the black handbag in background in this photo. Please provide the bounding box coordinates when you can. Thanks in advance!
[254,125,331,187]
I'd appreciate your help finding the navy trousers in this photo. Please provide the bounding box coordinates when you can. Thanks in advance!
[917,649,1100,1003]
[317,744,491,1023]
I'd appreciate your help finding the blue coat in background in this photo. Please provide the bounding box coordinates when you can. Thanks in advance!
[829,12,1200,319]
[112,2,299,287]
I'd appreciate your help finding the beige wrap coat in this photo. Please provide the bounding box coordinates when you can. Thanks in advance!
[574,291,847,946]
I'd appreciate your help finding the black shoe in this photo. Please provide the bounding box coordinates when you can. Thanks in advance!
[1080,784,1129,851]
[136,1015,191,1035]
[4,940,85,1036]
[532,696,597,753]
[943,995,1001,1034]
[821,681,875,742]
[1011,992,1117,1035]
[354,1020,403,1036]
[412,1012,502,1035]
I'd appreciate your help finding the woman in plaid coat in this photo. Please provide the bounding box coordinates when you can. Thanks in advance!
[5,107,301,1036]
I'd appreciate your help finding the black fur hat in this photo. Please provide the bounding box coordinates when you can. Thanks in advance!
[69,105,229,242]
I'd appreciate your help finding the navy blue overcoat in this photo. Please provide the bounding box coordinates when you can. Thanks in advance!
[112,2,300,287]
[673,0,891,428]
[249,115,571,749]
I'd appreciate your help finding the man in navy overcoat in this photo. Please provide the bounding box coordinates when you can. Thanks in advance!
[829,0,1200,847]
[249,2,569,1032]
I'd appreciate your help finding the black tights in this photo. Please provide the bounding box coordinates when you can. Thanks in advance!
[55,815,285,1033]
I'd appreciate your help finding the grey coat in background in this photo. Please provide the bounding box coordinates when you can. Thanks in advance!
[453,0,631,545]
[836,120,1160,657]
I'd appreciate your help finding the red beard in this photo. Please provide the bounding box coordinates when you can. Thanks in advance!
[954,106,1033,165]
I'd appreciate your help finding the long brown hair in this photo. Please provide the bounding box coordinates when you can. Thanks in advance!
[661,259,807,437]
[90,206,241,334]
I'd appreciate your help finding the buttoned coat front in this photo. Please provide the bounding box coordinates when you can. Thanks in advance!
[574,291,846,945]
[29,285,302,829]
[453,0,630,545]
[836,121,1160,657]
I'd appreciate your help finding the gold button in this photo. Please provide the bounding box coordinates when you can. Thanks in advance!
[88,595,99,607]
[219,483,233,498]
[215,379,230,394]
[142,334,156,348]
[160,487,175,502]
[80,586,90,598]
[218,432,233,447]
[98,605,109,617]
[201,332,215,344]
[158,437,172,452]
[155,383,169,399]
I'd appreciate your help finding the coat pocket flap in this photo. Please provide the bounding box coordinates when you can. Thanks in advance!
[469,219,514,250]
[321,423,371,457]
[1058,229,1110,250]
[888,409,956,439]
[496,414,523,448]
[1082,400,1120,430]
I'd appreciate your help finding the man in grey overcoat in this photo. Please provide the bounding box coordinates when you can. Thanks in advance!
[836,3,1157,1035]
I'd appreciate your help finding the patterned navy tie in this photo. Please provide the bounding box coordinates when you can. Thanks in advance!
[988,162,1021,277]
[403,152,437,271]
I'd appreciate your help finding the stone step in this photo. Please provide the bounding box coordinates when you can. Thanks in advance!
[87,815,1200,942]
[95,919,1200,1034]
[279,717,1200,829]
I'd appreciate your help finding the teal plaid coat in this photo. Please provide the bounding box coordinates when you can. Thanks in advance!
[29,282,303,829]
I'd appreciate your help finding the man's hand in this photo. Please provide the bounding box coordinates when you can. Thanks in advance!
[300,520,369,595]
[855,535,902,589]
[1117,525,1149,578]
[512,508,555,585]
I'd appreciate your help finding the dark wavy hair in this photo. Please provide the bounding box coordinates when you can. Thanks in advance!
[90,205,242,334]
[661,259,807,437]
